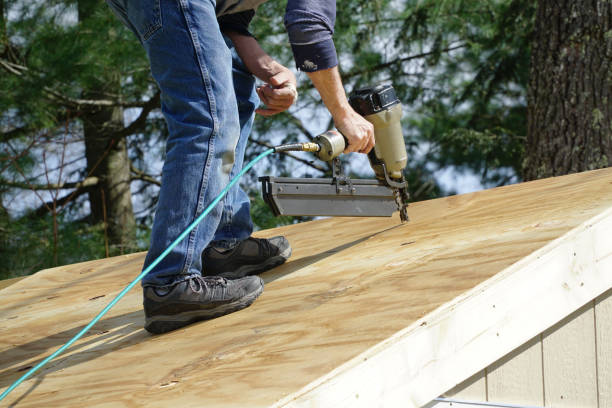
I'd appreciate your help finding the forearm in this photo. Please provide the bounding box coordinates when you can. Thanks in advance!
[225,31,284,82]
[305,66,351,119]
[306,66,375,154]
[225,31,297,116]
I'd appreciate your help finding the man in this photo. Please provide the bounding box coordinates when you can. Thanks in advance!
[106,0,375,334]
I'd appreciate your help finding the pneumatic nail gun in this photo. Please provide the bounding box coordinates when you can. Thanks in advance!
[260,84,410,222]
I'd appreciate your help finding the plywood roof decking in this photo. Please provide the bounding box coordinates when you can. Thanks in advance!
[1,168,612,407]
[0,277,24,291]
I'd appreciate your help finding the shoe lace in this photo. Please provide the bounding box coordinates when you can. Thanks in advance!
[190,275,228,292]
[200,275,228,287]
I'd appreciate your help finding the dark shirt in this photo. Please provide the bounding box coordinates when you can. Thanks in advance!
[217,0,337,72]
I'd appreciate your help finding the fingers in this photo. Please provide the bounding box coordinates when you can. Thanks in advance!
[256,87,291,116]
[255,107,286,116]
[255,66,298,116]
[258,85,295,103]
[268,70,294,87]
[340,118,375,154]
[344,141,367,154]
[361,127,375,153]
[256,82,297,116]
[343,135,363,154]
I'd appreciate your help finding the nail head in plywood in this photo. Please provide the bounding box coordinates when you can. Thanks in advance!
[2,169,612,408]
[542,303,597,407]
[277,193,612,408]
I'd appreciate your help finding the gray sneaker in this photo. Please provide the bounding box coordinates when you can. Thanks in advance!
[202,236,291,279]
[143,275,264,334]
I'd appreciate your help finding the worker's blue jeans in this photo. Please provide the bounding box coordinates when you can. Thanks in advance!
[106,0,258,286]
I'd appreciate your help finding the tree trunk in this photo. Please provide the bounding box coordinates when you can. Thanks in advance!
[524,0,612,180]
[83,106,136,253]
[79,0,135,253]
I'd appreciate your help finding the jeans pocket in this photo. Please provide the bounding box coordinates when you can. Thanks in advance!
[106,0,162,42]
[127,0,162,42]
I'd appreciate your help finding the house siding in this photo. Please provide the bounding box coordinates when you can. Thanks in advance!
[443,288,612,408]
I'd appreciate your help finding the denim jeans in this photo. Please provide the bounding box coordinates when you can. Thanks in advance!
[106,0,257,286]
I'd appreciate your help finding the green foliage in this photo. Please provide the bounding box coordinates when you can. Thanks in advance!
[1,0,155,276]
[251,0,535,194]
[1,0,152,137]
[401,0,534,186]
[249,194,296,231]
[1,0,537,276]
[0,202,155,279]
[1,212,122,279]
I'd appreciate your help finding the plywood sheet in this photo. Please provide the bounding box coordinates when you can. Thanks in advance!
[2,168,612,407]
[0,277,25,290]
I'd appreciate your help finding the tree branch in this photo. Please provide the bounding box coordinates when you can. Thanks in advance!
[1,125,31,143]
[43,87,157,110]
[286,113,316,141]
[3,176,99,190]
[343,43,466,79]
[4,140,55,213]
[31,188,90,218]
[130,164,161,186]
[0,57,26,75]
[115,91,161,139]
[0,57,157,110]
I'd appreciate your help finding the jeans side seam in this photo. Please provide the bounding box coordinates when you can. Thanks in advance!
[177,0,219,134]
[177,0,221,275]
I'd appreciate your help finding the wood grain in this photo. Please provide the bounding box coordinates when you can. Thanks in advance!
[2,168,612,407]
[0,277,25,290]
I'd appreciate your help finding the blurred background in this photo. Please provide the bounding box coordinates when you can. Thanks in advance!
[1,0,610,278]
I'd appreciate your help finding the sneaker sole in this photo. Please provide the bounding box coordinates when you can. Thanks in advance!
[144,283,264,335]
[218,245,292,280]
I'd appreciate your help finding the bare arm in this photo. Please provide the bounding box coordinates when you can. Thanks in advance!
[226,32,374,154]
[307,67,375,154]
[226,31,297,116]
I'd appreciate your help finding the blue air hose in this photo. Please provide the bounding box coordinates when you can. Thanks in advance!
[0,148,275,403]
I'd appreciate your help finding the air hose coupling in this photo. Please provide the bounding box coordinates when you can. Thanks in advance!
[273,130,345,162]
[299,142,321,152]
[273,142,320,153]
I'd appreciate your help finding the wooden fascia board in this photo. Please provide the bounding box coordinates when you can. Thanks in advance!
[273,206,612,408]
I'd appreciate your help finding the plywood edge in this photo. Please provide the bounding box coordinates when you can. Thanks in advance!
[0,251,147,294]
[272,205,612,408]
[0,276,25,290]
